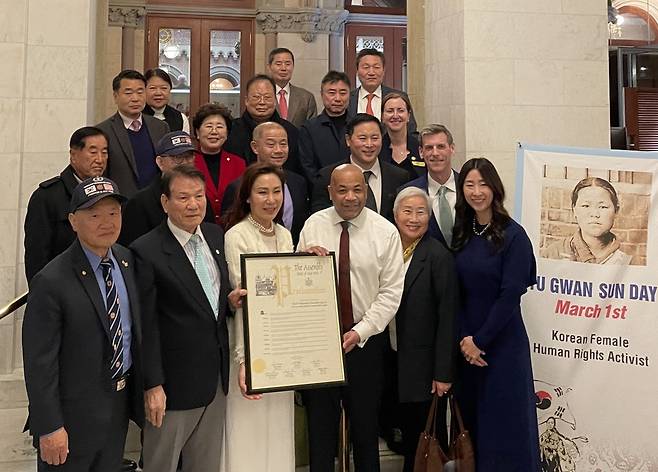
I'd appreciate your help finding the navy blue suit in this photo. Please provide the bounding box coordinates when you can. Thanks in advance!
[400,170,459,249]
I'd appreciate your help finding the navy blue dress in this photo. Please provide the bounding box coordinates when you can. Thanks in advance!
[454,220,540,471]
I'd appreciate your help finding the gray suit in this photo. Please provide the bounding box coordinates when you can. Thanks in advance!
[278,83,317,128]
[349,85,417,134]
[96,112,169,197]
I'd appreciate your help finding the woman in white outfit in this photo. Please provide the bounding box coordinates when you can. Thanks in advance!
[221,163,295,472]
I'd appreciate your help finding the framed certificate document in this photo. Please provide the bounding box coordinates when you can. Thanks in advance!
[240,252,347,393]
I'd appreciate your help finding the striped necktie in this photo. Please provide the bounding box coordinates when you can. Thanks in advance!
[189,234,218,318]
[100,257,124,379]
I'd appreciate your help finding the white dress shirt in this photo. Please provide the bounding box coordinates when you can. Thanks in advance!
[350,157,382,213]
[427,171,456,224]
[297,207,404,346]
[167,219,221,298]
[151,105,191,133]
[388,254,412,352]
[357,85,382,120]
[118,111,143,129]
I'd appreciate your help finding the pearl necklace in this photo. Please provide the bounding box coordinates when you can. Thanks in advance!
[472,217,491,236]
[248,214,275,234]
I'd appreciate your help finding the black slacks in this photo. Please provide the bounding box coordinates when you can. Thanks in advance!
[37,387,129,472]
[302,333,386,472]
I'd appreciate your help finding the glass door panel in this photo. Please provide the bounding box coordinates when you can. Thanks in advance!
[208,30,242,116]
[158,27,192,116]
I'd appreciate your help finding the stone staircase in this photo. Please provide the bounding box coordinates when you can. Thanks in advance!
[0,369,35,469]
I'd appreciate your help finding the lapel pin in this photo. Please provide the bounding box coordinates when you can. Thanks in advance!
[215,249,220,255]
[81,270,87,276]
[121,260,129,267]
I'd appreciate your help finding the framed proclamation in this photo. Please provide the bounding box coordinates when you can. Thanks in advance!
[240,252,347,394]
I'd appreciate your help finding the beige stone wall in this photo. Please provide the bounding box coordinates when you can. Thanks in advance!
[277,32,328,109]
[423,0,610,211]
[407,0,426,126]
[0,0,96,464]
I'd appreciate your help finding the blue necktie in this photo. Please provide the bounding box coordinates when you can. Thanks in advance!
[101,258,123,379]
[189,234,218,318]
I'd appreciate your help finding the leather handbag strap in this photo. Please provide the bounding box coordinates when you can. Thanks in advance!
[423,394,440,435]
[448,394,467,442]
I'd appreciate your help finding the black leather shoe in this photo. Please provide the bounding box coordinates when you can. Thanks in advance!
[121,458,138,471]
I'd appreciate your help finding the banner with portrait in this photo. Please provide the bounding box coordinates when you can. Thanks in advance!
[515,143,658,472]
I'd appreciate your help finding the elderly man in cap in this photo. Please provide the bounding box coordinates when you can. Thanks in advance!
[23,176,144,472]
[119,131,210,245]
[24,126,109,282]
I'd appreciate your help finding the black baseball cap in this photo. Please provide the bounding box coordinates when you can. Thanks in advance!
[70,177,127,213]
[156,131,195,157]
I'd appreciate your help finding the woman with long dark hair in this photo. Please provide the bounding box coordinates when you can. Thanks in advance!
[452,158,540,471]
[222,163,295,471]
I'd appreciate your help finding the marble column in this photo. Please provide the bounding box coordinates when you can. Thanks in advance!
[256,8,348,109]
[0,0,97,465]
[0,0,97,376]
[422,0,610,207]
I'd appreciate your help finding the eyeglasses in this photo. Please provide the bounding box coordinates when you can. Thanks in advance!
[248,94,274,104]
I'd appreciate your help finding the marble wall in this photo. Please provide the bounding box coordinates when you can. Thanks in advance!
[0,0,96,464]
[0,0,95,375]
[423,0,610,209]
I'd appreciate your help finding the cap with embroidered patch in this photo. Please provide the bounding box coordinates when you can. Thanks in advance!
[70,176,126,213]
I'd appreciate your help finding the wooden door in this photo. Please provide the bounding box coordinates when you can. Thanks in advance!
[344,23,406,91]
[145,15,254,120]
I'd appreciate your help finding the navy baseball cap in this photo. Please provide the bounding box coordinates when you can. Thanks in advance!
[156,131,195,157]
[70,176,127,213]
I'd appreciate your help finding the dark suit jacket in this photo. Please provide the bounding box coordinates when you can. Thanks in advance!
[118,176,216,246]
[400,171,459,248]
[96,112,169,197]
[380,132,425,178]
[279,84,317,128]
[221,169,309,245]
[298,110,352,182]
[23,165,78,282]
[395,235,458,403]
[22,241,144,449]
[131,222,230,410]
[223,110,302,175]
[311,158,411,222]
[348,85,418,134]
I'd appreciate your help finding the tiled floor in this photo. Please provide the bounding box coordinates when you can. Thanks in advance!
[1,445,404,472]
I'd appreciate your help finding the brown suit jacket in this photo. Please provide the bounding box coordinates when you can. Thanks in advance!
[278,83,317,128]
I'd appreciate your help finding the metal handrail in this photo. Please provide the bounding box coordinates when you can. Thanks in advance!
[0,292,28,321]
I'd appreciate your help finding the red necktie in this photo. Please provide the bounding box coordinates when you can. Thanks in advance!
[365,93,375,116]
[278,89,288,120]
[338,221,353,333]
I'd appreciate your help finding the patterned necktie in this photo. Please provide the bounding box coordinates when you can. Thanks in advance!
[363,170,377,212]
[130,120,141,132]
[437,185,454,246]
[100,258,124,379]
[189,234,218,318]
[278,89,288,120]
[338,221,353,333]
[365,93,375,116]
